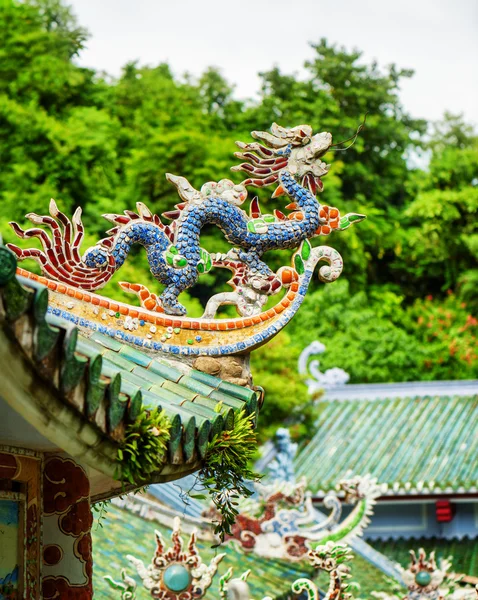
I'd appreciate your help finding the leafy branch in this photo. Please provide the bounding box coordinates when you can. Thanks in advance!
[198,409,261,544]
[115,408,171,486]
[92,500,110,530]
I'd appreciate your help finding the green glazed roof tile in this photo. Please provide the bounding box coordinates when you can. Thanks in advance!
[90,331,124,351]
[149,386,185,406]
[189,394,218,411]
[161,380,198,401]
[179,375,216,397]
[218,380,255,402]
[182,415,197,462]
[118,344,153,367]
[295,395,478,494]
[103,350,136,372]
[245,393,258,417]
[189,369,223,388]
[99,359,126,381]
[147,360,183,382]
[209,389,242,406]
[140,389,168,412]
[182,403,225,437]
[117,368,152,390]
[131,366,166,386]
[116,379,142,404]
[196,420,212,458]
[76,336,106,358]
[0,255,260,482]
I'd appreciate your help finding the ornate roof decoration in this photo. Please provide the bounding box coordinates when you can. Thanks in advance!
[7,123,364,358]
[219,543,355,600]
[298,340,350,395]
[371,539,478,582]
[371,548,476,600]
[294,393,478,496]
[103,570,137,600]
[104,514,356,600]
[205,474,381,561]
[105,516,224,599]
[106,516,224,599]
[0,242,258,498]
[266,427,298,483]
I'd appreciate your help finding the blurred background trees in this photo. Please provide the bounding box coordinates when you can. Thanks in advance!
[1,0,476,440]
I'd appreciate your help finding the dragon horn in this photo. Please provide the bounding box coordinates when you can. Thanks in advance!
[49,198,60,217]
[251,129,291,149]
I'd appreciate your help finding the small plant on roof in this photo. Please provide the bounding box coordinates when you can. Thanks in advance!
[198,408,261,544]
[116,408,171,486]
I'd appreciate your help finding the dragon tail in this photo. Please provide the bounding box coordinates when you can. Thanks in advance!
[7,200,173,292]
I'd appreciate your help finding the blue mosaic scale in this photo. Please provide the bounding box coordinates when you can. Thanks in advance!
[84,172,319,315]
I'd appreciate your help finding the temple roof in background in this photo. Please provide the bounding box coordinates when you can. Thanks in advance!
[295,394,478,497]
[322,380,478,401]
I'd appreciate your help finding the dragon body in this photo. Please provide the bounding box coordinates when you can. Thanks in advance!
[207,474,381,561]
[8,124,364,317]
[88,171,317,315]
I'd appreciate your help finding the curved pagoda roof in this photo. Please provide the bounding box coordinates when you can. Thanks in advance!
[0,244,259,501]
[295,393,478,497]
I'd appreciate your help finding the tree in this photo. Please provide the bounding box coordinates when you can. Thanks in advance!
[0,0,475,433]
[394,114,478,301]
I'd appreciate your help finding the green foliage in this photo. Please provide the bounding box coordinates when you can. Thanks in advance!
[199,409,261,544]
[115,409,171,486]
[286,279,477,383]
[396,115,478,298]
[0,0,476,438]
[287,280,425,383]
[404,292,478,379]
[92,500,110,530]
[251,331,315,443]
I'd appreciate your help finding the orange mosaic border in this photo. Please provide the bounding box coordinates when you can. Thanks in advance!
[16,267,300,332]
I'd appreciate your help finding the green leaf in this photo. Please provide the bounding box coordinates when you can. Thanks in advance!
[301,239,311,260]
[294,254,305,275]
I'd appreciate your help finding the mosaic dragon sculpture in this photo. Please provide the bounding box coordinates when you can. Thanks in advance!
[372,549,476,600]
[105,516,225,600]
[204,474,381,561]
[7,123,365,356]
[106,519,355,600]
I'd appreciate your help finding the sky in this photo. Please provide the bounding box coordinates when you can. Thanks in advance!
[70,0,478,126]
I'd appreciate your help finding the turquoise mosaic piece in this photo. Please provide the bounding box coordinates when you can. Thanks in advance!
[163,564,191,592]
[105,516,224,600]
[415,571,432,587]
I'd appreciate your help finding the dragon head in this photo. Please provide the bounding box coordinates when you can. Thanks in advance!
[232,123,333,195]
[339,474,382,504]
